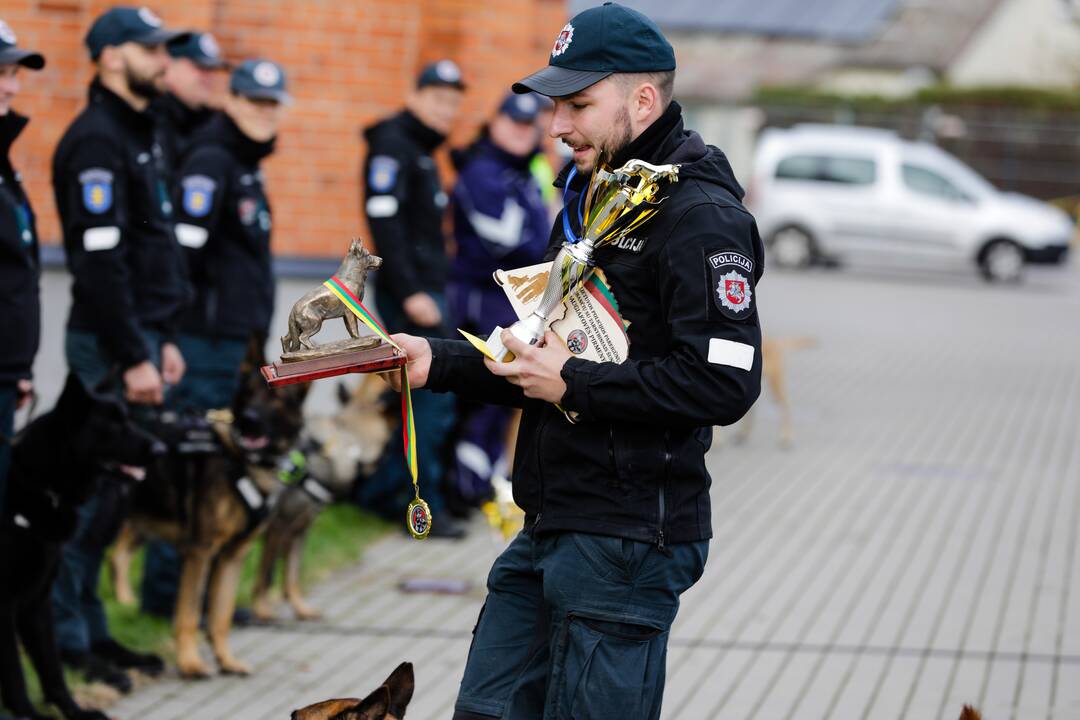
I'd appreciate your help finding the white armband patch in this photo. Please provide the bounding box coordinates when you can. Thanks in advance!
[366,195,399,218]
[708,338,755,371]
[83,226,120,251]
[175,222,209,248]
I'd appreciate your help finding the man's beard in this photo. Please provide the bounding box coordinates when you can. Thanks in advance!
[125,63,161,100]
[599,105,634,166]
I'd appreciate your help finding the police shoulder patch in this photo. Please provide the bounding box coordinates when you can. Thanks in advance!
[707,249,755,320]
[78,168,114,215]
[368,155,399,193]
[181,174,217,218]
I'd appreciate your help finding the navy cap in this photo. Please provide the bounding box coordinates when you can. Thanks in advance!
[417,59,466,91]
[0,19,45,70]
[230,59,290,104]
[513,2,675,96]
[498,92,550,123]
[168,31,227,69]
[85,7,191,60]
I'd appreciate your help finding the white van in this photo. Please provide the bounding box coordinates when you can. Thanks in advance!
[748,124,1072,281]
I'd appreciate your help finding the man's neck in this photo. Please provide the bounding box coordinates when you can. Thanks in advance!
[99,73,148,112]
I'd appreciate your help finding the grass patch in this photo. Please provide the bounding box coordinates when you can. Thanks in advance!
[12,504,389,717]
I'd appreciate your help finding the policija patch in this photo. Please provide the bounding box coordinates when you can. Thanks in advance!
[707,249,754,320]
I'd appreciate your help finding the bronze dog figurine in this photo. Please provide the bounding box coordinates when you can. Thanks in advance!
[281,240,382,354]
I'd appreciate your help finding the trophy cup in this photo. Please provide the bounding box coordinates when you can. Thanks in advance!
[261,239,406,387]
[463,159,680,362]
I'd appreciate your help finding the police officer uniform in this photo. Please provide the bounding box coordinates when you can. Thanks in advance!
[50,6,188,685]
[152,31,228,169]
[424,5,764,719]
[0,20,44,524]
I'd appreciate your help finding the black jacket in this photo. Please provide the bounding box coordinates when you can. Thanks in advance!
[53,80,187,369]
[173,113,276,339]
[0,113,41,384]
[362,110,449,304]
[426,103,764,546]
[152,92,212,171]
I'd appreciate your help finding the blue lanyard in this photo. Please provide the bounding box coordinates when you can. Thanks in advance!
[561,166,585,244]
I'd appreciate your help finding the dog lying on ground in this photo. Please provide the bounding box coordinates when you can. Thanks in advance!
[291,662,413,720]
[732,335,816,448]
[0,374,163,720]
[252,376,392,622]
[109,368,309,678]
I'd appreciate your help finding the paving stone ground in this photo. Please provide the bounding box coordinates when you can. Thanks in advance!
[54,258,1080,720]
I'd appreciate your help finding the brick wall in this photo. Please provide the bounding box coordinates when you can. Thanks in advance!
[3,0,567,256]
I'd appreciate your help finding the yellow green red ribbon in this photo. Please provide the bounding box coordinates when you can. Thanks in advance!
[323,276,419,487]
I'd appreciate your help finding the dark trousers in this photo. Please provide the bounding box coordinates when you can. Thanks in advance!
[142,332,249,616]
[453,531,708,720]
[51,330,162,653]
[0,383,16,525]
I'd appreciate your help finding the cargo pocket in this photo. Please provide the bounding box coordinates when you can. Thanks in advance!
[550,612,668,720]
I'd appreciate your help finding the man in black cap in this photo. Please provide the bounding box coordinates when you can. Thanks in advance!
[154,31,228,168]
[387,4,763,717]
[0,16,45,566]
[49,5,191,691]
[356,59,467,538]
[140,59,288,623]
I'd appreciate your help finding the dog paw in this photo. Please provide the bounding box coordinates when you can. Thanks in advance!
[218,656,253,676]
[177,655,213,679]
[293,604,323,621]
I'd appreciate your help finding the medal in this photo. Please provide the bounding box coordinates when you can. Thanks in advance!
[407,495,431,539]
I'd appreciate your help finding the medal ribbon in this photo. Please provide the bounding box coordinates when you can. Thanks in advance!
[322,276,419,491]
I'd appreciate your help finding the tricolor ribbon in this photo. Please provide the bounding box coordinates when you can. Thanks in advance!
[323,276,424,531]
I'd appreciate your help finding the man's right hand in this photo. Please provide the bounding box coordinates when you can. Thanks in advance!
[402,292,442,328]
[387,334,432,391]
[123,361,164,405]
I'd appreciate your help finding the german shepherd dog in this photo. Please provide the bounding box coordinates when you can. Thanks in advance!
[252,376,392,622]
[291,662,413,720]
[110,363,310,678]
[0,374,163,720]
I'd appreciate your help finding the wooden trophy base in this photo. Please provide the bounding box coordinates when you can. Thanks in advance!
[261,338,405,387]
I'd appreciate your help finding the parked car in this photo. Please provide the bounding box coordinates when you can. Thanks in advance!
[748,124,1072,282]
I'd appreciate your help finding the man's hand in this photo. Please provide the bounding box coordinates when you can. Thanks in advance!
[123,361,164,405]
[161,342,186,385]
[403,292,442,328]
[15,379,33,410]
[483,330,572,403]
[385,333,432,391]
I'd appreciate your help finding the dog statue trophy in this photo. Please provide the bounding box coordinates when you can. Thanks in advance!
[261,239,405,387]
[461,158,680,363]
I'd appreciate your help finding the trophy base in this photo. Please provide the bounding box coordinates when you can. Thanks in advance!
[262,339,404,387]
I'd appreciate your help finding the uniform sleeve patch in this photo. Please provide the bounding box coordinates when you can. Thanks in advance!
[708,338,755,371]
[79,168,113,214]
[83,226,120,251]
[181,175,217,218]
[368,156,399,193]
[366,195,399,218]
[707,249,755,320]
[175,222,209,248]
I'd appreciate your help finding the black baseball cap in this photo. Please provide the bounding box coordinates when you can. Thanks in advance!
[498,91,551,123]
[0,19,45,70]
[168,31,227,69]
[85,7,190,60]
[230,59,291,104]
[417,59,466,91]
[512,2,675,97]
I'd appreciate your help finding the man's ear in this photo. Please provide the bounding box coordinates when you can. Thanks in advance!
[634,82,660,123]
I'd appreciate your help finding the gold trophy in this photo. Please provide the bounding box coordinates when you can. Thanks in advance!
[462,158,680,362]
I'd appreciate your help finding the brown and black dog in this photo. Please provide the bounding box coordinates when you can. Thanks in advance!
[291,662,413,720]
[732,336,816,448]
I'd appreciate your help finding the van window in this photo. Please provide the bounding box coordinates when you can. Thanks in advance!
[775,154,876,186]
[902,164,971,203]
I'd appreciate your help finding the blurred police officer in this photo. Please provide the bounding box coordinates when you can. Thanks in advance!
[153,31,227,168]
[357,60,466,537]
[140,60,288,617]
[0,19,44,531]
[50,5,190,690]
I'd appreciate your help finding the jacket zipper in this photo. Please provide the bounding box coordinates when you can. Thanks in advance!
[657,430,672,556]
[531,413,551,534]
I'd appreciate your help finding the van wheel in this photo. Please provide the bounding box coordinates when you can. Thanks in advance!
[979,239,1025,283]
[768,226,816,269]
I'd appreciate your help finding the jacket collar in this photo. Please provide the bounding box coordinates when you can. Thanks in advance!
[153,92,211,137]
[88,78,155,134]
[398,109,446,153]
[194,112,276,165]
[0,111,29,159]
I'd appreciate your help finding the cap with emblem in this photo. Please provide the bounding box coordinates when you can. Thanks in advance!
[0,19,45,70]
[512,1,674,97]
[85,6,191,60]
[230,59,291,104]
[497,91,550,123]
[416,59,466,91]
[168,31,228,69]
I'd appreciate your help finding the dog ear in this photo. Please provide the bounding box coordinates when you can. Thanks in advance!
[337,382,351,407]
[959,706,982,720]
[291,698,360,720]
[345,685,390,719]
[382,662,414,714]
